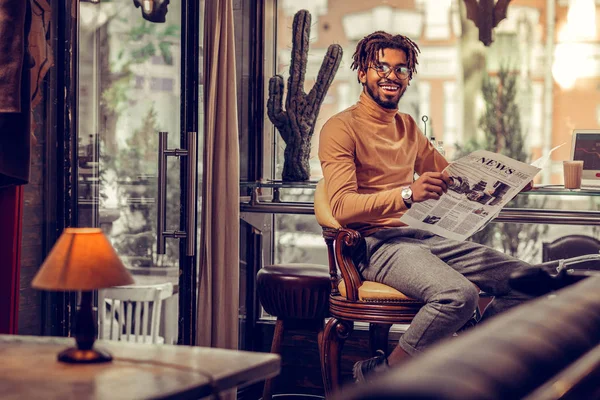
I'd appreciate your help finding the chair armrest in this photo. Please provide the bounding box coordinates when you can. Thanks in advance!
[334,228,364,302]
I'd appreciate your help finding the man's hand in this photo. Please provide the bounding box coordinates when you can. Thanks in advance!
[411,171,453,202]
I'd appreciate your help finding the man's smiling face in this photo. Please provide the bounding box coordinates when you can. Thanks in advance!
[358,48,409,110]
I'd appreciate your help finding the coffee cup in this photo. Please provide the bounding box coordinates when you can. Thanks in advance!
[563,160,584,189]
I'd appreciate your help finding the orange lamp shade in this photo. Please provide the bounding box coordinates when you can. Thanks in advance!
[32,228,134,291]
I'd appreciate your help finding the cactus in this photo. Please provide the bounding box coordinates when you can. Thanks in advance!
[268,10,343,181]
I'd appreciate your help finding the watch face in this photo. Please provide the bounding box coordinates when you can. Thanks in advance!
[402,187,412,200]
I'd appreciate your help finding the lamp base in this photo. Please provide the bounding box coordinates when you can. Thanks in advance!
[58,347,113,364]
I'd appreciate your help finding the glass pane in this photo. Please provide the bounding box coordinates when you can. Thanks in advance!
[268,1,600,265]
[270,1,600,180]
[78,0,182,344]
[274,213,326,265]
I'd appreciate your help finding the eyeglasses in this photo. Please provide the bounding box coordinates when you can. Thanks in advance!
[370,64,409,80]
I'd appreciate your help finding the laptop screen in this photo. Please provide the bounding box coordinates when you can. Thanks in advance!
[571,130,600,180]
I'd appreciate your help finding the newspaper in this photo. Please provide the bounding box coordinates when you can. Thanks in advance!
[530,142,565,169]
[400,150,541,241]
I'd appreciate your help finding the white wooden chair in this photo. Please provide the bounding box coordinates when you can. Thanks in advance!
[98,282,174,344]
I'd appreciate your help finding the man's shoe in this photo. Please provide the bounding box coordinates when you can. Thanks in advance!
[352,349,389,383]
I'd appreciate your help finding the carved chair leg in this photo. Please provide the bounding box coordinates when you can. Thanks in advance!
[320,318,353,399]
[369,323,392,356]
[263,318,285,400]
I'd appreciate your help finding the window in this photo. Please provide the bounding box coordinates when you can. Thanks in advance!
[247,0,600,270]
[149,77,174,92]
[134,75,145,89]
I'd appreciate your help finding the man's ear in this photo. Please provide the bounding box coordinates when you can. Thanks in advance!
[358,69,367,84]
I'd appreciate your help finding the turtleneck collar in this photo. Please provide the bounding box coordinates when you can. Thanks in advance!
[357,90,398,124]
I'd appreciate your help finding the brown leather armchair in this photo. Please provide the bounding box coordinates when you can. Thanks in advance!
[314,180,423,397]
[543,234,600,268]
[336,275,600,400]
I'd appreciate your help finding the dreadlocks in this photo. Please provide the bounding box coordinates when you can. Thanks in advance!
[351,31,420,83]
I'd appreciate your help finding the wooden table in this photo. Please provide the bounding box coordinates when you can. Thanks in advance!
[0,335,280,399]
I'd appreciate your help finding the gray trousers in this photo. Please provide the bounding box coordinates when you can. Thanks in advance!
[357,227,532,355]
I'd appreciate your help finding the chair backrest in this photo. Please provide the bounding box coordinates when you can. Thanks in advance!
[315,179,366,298]
[314,179,341,229]
[98,282,174,344]
[543,234,600,262]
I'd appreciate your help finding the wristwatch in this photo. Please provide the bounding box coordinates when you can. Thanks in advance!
[401,186,413,207]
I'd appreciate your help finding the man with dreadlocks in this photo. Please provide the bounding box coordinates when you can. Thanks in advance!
[318,31,531,383]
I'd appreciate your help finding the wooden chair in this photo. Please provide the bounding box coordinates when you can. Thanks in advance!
[98,282,174,344]
[314,180,423,397]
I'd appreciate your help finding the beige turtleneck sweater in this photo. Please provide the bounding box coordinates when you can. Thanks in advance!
[318,91,448,235]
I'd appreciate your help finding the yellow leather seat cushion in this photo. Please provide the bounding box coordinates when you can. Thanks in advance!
[338,280,414,301]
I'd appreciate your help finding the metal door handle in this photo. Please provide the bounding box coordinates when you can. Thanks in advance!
[185,131,198,256]
[157,131,197,256]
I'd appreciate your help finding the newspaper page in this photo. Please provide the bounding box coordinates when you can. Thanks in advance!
[400,150,541,241]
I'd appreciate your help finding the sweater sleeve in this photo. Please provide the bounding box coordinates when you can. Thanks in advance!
[318,117,407,226]
[411,116,449,174]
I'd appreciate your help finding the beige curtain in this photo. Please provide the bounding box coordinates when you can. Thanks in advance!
[197,0,239,353]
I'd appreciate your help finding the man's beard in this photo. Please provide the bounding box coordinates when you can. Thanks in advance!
[365,81,405,109]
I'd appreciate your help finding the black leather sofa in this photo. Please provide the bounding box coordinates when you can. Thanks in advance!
[337,276,600,400]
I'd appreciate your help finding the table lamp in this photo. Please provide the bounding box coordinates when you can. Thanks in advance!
[32,228,134,363]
